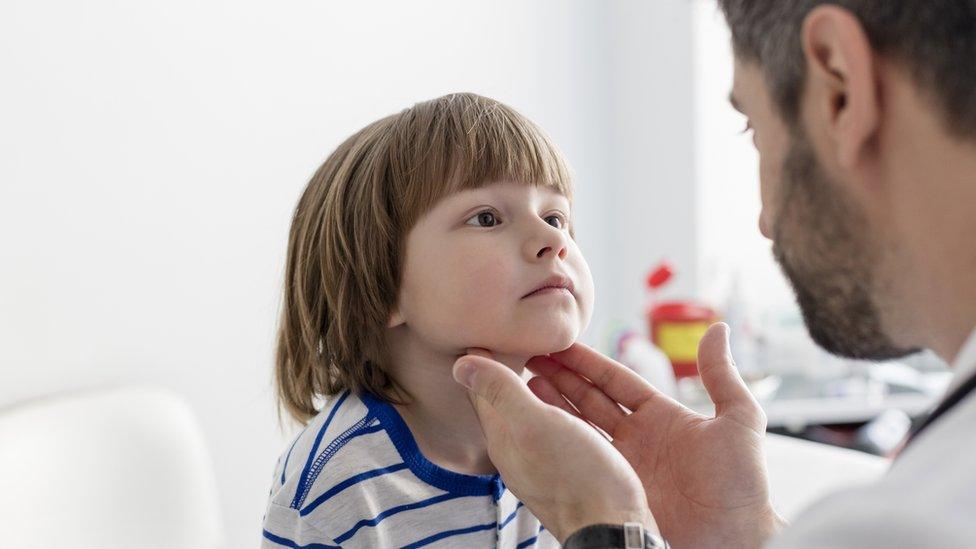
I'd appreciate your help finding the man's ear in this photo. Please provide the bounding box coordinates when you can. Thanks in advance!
[801,5,879,170]
[388,306,405,328]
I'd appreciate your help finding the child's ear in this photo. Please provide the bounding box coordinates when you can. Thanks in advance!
[387,306,405,328]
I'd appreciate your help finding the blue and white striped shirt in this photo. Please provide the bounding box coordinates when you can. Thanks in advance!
[262,390,559,548]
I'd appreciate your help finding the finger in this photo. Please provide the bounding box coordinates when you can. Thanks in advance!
[527,375,581,418]
[542,342,659,411]
[525,353,563,376]
[465,383,514,453]
[453,354,541,425]
[529,376,616,443]
[528,356,626,434]
[696,323,764,428]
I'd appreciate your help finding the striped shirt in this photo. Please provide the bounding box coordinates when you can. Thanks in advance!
[262,390,559,548]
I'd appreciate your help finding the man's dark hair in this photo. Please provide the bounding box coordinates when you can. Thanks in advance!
[719,1,976,137]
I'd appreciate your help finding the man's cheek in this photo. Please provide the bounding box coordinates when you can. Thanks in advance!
[757,158,782,240]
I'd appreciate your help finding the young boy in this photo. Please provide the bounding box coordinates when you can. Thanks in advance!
[263,93,594,548]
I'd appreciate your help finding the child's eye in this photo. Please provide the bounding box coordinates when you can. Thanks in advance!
[465,210,501,227]
[544,213,566,229]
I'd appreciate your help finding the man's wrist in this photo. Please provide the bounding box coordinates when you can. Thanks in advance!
[558,505,656,544]
[564,523,668,549]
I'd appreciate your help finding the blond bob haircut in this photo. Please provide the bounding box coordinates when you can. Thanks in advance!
[276,92,574,423]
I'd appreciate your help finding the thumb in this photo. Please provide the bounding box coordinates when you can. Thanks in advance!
[453,355,539,425]
[697,323,765,429]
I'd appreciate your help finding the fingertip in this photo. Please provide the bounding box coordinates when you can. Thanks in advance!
[707,322,730,338]
[526,375,556,401]
[452,359,476,389]
[700,322,732,352]
[526,375,552,397]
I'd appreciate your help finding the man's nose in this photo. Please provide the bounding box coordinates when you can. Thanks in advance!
[759,212,772,240]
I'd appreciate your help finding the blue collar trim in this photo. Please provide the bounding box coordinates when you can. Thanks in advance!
[360,392,504,500]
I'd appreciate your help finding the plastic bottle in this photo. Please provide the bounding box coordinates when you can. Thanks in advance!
[724,273,759,377]
[615,331,678,399]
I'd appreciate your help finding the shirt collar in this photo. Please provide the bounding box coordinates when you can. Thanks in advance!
[947,327,976,394]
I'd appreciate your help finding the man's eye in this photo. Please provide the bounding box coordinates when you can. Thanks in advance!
[544,214,564,229]
[465,210,500,227]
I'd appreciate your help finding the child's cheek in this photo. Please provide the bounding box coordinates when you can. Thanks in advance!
[449,248,516,311]
[468,255,513,295]
[572,247,596,315]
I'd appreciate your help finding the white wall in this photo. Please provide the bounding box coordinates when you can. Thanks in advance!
[691,1,847,374]
[602,0,698,338]
[0,1,700,546]
[694,0,780,306]
[692,1,792,310]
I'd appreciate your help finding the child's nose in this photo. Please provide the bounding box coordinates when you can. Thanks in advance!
[525,225,568,262]
[535,244,568,260]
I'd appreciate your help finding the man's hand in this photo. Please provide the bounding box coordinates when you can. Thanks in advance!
[452,350,657,544]
[527,323,785,548]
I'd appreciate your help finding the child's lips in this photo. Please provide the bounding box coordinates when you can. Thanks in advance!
[522,275,575,299]
[524,286,573,298]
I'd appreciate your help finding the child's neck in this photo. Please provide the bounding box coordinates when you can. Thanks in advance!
[386,331,527,476]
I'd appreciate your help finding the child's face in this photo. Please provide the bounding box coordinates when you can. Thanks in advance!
[391,181,594,358]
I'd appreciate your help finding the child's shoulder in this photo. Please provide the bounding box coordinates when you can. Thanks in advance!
[263,391,563,548]
[263,390,448,545]
[269,391,391,505]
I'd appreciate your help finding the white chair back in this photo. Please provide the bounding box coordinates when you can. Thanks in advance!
[0,386,224,548]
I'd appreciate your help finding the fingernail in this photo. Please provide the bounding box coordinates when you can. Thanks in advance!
[453,359,476,389]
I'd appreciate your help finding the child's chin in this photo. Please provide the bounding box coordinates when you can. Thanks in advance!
[505,327,578,357]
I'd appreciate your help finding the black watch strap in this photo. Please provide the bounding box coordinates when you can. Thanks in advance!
[563,523,668,549]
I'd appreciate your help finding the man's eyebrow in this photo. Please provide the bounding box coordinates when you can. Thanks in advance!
[728,92,743,113]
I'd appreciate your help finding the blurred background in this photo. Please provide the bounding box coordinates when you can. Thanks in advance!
[0,0,948,547]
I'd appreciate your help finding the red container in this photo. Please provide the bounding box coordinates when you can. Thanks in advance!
[648,302,719,378]
[645,263,719,379]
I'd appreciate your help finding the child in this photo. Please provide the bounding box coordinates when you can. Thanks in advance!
[262,93,594,548]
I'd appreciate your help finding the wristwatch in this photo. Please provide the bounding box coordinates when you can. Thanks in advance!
[563,522,669,549]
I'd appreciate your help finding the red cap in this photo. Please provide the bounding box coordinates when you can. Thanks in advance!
[646,262,674,289]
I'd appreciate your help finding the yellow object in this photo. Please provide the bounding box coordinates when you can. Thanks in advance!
[656,322,711,363]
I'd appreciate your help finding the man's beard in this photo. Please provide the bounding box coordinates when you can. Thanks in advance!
[771,128,918,360]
